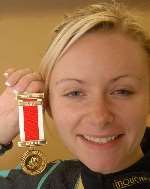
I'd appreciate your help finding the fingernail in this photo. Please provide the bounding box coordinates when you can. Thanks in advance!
[13,89,19,94]
[3,72,8,77]
[5,81,11,87]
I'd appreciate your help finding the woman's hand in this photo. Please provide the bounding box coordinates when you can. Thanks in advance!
[0,68,45,144]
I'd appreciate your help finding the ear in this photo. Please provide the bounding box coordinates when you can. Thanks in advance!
[146,115,150,126]
[149,94,150,114]
[44,96,53,118]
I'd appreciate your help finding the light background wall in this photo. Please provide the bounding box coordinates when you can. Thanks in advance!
[0,0,150,169]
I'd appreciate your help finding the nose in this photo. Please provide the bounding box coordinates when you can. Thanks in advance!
[87,98,114,128]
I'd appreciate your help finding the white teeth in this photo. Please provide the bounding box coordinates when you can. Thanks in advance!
[83,135,118,144]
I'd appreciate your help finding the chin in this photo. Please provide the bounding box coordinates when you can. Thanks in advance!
[81,157,123,174]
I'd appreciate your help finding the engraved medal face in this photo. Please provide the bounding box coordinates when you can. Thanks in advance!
[21,149,47,175]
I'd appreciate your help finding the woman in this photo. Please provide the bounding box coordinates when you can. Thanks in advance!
[0,1,150,188]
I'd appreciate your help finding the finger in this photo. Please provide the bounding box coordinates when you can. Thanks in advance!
[3,68,17,78]
[5,68,33,87]
[26,81,47,112]
[25,81,45,93]
[12,72,43,92]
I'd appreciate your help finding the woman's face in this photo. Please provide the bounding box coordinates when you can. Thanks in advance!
[49,31,150,174]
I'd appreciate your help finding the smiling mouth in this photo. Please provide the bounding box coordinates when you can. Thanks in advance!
[81,134,123,144]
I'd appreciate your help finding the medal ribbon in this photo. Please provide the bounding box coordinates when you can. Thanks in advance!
[18,97,45,142]
[23,99,39,140]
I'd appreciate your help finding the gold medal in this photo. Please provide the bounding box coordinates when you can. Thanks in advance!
[16,93,47,175]
[21,148,47,175]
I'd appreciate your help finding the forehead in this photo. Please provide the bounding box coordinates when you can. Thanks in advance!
[50,31,148,82]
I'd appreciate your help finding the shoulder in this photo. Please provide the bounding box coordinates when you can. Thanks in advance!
[41,159,81,188]
[0,159,81,189]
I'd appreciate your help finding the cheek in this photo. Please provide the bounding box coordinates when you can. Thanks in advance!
[113,97,149,144]
[116,94,149,124]
[50,99,81,134]
[50,99,85,154]
[119,107,148,126]
[116,101,148,144]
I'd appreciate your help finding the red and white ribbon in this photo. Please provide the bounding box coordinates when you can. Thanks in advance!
[18,98,44,142]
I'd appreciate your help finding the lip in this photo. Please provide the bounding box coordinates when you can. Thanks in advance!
[78,134,124,150]
[82,133,122,138]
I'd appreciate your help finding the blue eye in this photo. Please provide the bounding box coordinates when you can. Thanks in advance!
[112,89,134,96]
[64,90,83,97]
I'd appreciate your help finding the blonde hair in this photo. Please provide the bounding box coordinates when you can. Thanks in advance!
[39,1,150,97]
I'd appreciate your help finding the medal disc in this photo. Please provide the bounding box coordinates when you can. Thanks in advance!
[21,149,47,175]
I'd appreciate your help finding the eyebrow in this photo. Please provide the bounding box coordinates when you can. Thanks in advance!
[111,74,142,83]
[55,75,142,86]
[55,78,85,86]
